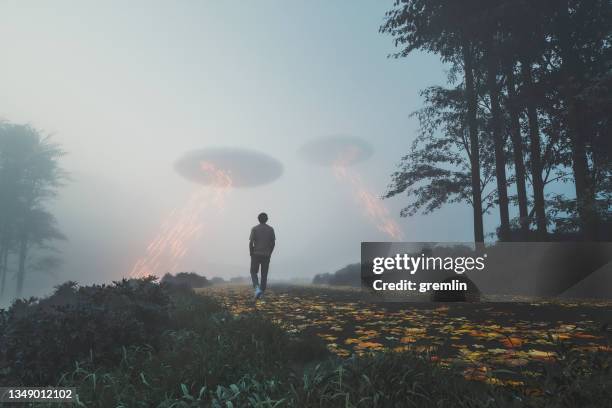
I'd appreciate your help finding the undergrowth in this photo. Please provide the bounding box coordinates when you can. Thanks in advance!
[1,278,610,407]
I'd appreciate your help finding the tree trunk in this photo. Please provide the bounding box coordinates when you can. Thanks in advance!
[463,41,484,243]
[486,46,511,241]
[0,246,8,296]
[568,115,597,239]
[16,236,27,297]
[520,58,548,239]
[505,61,529,239]
[557,1,597,240]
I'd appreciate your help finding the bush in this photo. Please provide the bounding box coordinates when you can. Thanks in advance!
[0,276,221,386]
[210,276,226,285]
[51,313,329,407]
[0,276,329,401]
[161,272,211,289]
[312,263,361,287]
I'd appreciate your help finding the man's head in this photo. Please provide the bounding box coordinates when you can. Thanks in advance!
[258,212,268,224]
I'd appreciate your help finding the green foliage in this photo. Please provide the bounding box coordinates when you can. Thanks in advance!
[161,272,211,290]
[301,349,612,408]
[48,347,612,407]
[532,346,612,408]
[380,0,612,241]
[3,279,610,407]
[0,277,329,403]
[384,85,498,218]
[0,121,68,296]
[0,276,221,385]
[52,315,328,407]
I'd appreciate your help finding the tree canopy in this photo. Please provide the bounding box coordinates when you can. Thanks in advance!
[381,0,611,241]
[0,122,67,297]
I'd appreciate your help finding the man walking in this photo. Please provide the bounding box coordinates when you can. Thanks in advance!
[249,212,275,300]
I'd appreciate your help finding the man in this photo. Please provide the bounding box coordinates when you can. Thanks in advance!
[249,212,275,300]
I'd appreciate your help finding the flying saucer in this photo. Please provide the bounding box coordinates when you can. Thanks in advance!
[174,147,283,187]
[297,135,374,166]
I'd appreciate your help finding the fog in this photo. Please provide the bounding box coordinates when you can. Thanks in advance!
[0,1,490,301]
[298,135,373,166]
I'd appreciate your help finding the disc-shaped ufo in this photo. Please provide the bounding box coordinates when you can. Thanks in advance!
[298,135,374,166]
[174,147,283,188]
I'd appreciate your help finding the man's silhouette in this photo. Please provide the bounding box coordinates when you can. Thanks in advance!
[249,212,275,300]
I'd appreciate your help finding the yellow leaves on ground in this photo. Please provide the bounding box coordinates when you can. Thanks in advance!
[500,337,523,348]
[458,347,484,361]
[317,333,338,342]
[354,341,385,351]
[201,285,612,387]
[463,366,488,381]
[527,349,557,362]
[572,332,602,340]
[355,329,379,339]
[486,378,524,387]
[463,365,525,387]
[549,333,571,341]
[502,357,530,367]
[326,343,350,357]
[404,327,426,335]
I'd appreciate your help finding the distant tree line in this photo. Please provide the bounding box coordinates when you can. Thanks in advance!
[381,0,611,241]
[312,263,361,287]
[161,272,211,289]
[0,122,67,298]
[160,272,241,289]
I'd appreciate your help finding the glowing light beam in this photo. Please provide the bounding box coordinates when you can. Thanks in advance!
[128,162,232,279]
[332,159,405,241]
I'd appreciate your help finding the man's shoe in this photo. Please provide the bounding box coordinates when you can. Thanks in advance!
[254,287,262,300]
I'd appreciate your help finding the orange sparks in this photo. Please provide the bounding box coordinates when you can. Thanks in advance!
[129,162,232,279]
[332,149,404,241]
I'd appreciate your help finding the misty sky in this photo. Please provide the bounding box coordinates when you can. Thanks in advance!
[0,1,505,297]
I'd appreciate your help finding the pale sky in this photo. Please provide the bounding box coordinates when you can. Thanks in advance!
[0,1,495,298]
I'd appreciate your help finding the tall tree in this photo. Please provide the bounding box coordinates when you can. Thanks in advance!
[463,42,485,242]
[553,0,610,239]
[384,86,497,225]
[381,0,610,241]
[520,59,548,238]
[484,36,511,241]
[0,123,67,297]
[498,0,551,238]
[504,60,530,237]
[15,209,65,295]
[494,0,534,238]
[380,0,487,242]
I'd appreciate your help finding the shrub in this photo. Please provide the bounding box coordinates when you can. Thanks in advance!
[209,276,226,285]
[161,272,211,289]
[312,263,361,287]
[0,276,221,386]
[51,313,330,407]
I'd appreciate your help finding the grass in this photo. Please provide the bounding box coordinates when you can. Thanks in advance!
[45,340,612,407]
[1,279,611,407]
